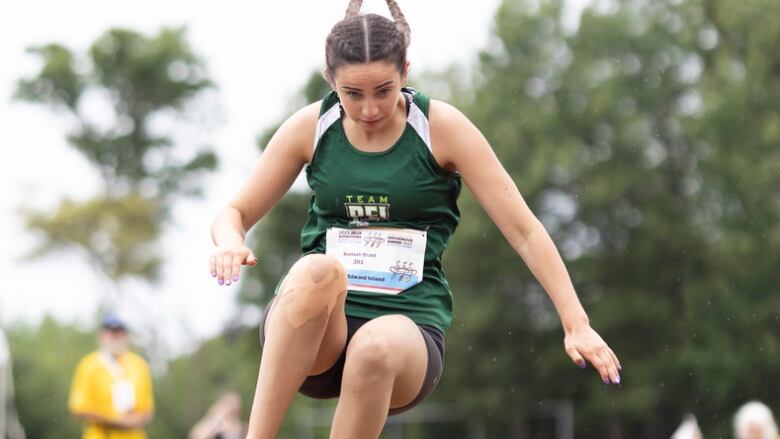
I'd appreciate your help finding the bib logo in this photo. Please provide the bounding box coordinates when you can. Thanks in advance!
[344,194,390,221]
[364,231,385,247]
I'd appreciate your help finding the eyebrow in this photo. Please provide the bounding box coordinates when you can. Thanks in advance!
[342,80,395,91]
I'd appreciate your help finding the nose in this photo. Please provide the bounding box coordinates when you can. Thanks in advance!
[361,98,380,119]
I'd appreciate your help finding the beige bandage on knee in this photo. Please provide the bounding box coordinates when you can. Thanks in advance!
[281,256,347,328]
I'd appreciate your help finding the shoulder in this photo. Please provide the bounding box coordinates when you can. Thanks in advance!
[267,100,322,161]
[277,101,321,140]
[73,351,102,377]
[77,351,101,368]
[429,99,477,135]
[428,99,487,168]
[124,351,150,368]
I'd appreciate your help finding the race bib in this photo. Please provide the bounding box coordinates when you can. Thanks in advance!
[111,380,136,413]
[326,227,426,294]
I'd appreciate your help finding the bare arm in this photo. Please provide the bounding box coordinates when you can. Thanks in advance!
[188,414,222,439]
[72,410,153,430]
[429,100,622,385]
[209,102,319,285]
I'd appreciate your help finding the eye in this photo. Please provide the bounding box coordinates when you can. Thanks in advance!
[377,88,391,97]
[346,90,361,99]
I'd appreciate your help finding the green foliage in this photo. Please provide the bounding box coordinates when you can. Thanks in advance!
[15,44,84,109]
[151,325,324,438]
[11,0,780,436]
[421,0,780,437]
[148,328,260,438]
[232,4,780,433]
[16,27,215,193]
[6,319,96,439]
[7,320,304,439]
[301,71,334,108]
[15,27,218,283]
[22,194,163,281]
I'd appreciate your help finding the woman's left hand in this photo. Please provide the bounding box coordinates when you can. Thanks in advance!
[564,325,622,385]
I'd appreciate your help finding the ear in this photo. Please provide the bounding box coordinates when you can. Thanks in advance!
[322,67,336,90]
[401,60,411,86]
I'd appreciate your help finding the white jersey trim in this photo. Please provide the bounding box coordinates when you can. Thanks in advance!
[314,92,432,154]
[406,94,432,152]
[313,102,342,152]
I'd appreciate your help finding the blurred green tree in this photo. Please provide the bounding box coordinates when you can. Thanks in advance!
[147,328,260,438]
[55,0,776,437]
[423,0,780,437]
[227,0,780,437]
[15,27,218,283]
[7,319,98,439]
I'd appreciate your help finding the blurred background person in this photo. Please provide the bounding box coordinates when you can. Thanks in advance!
[670,413,703,439]
[68,314,155,439]
[734,401,779,439]
[188,391,246,439]
[0,328,25,439]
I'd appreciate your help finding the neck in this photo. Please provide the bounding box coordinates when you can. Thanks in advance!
[102,348,123,360]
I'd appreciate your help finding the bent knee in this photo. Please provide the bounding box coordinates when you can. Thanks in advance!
[276,254,347,328]
[345,334,400,377]
[284,255,346,296]
[295,254,346,285]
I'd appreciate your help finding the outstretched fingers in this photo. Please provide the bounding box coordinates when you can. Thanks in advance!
[210,246,258,286]
[565,327,622,385]
[597,348,620,384]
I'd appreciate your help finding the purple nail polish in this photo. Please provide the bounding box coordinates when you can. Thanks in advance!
[233,275,239,282]
[211,272,216,277]
[578,362,586,369]
[615,376,621,384]
[603,377,610,384]
[219,279,224,285]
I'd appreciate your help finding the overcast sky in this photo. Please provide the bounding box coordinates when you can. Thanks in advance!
[0,0,587,354]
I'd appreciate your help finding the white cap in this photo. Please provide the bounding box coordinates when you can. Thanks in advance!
[671,413,703,439]
[734,401,779,439]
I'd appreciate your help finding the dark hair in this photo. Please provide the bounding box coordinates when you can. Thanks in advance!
[324,0,411,82]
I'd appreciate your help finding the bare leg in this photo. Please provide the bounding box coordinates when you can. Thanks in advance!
[330,315,429,439]
[246,254,348,439]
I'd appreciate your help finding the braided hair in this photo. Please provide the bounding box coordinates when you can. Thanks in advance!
[324,0,411,82]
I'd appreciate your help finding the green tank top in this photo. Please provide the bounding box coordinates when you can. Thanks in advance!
[296,87,462,334]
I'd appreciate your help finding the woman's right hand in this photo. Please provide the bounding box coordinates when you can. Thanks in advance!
[209,243,257,286]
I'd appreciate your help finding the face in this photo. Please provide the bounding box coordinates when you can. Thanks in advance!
[99,328,129,355]
[742,423,766,439]
[220,393,241,417]
[331,61,409,132]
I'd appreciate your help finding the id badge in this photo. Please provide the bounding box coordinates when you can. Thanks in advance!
[326,227,426,294]
[111,380,136,413]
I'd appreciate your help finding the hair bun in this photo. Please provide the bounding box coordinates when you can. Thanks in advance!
[345,0,363,18]
[385,0,411,47]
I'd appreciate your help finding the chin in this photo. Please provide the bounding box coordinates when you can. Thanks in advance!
[361,118,386,130]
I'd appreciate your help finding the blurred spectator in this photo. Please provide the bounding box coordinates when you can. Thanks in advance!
[734,401,779,439]
[188,392,246,439]
[1,328,26,439]
[671,413,703,439]
[68,314,154,439]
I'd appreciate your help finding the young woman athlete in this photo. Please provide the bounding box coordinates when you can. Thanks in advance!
[209,1,622,437]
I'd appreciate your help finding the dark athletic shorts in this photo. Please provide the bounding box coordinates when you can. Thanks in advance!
[258,296,445,415]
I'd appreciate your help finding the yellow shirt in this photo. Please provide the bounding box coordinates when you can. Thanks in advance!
[68,350,154,439]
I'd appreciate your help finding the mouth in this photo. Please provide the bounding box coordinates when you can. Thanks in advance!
[361,118,383,126]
